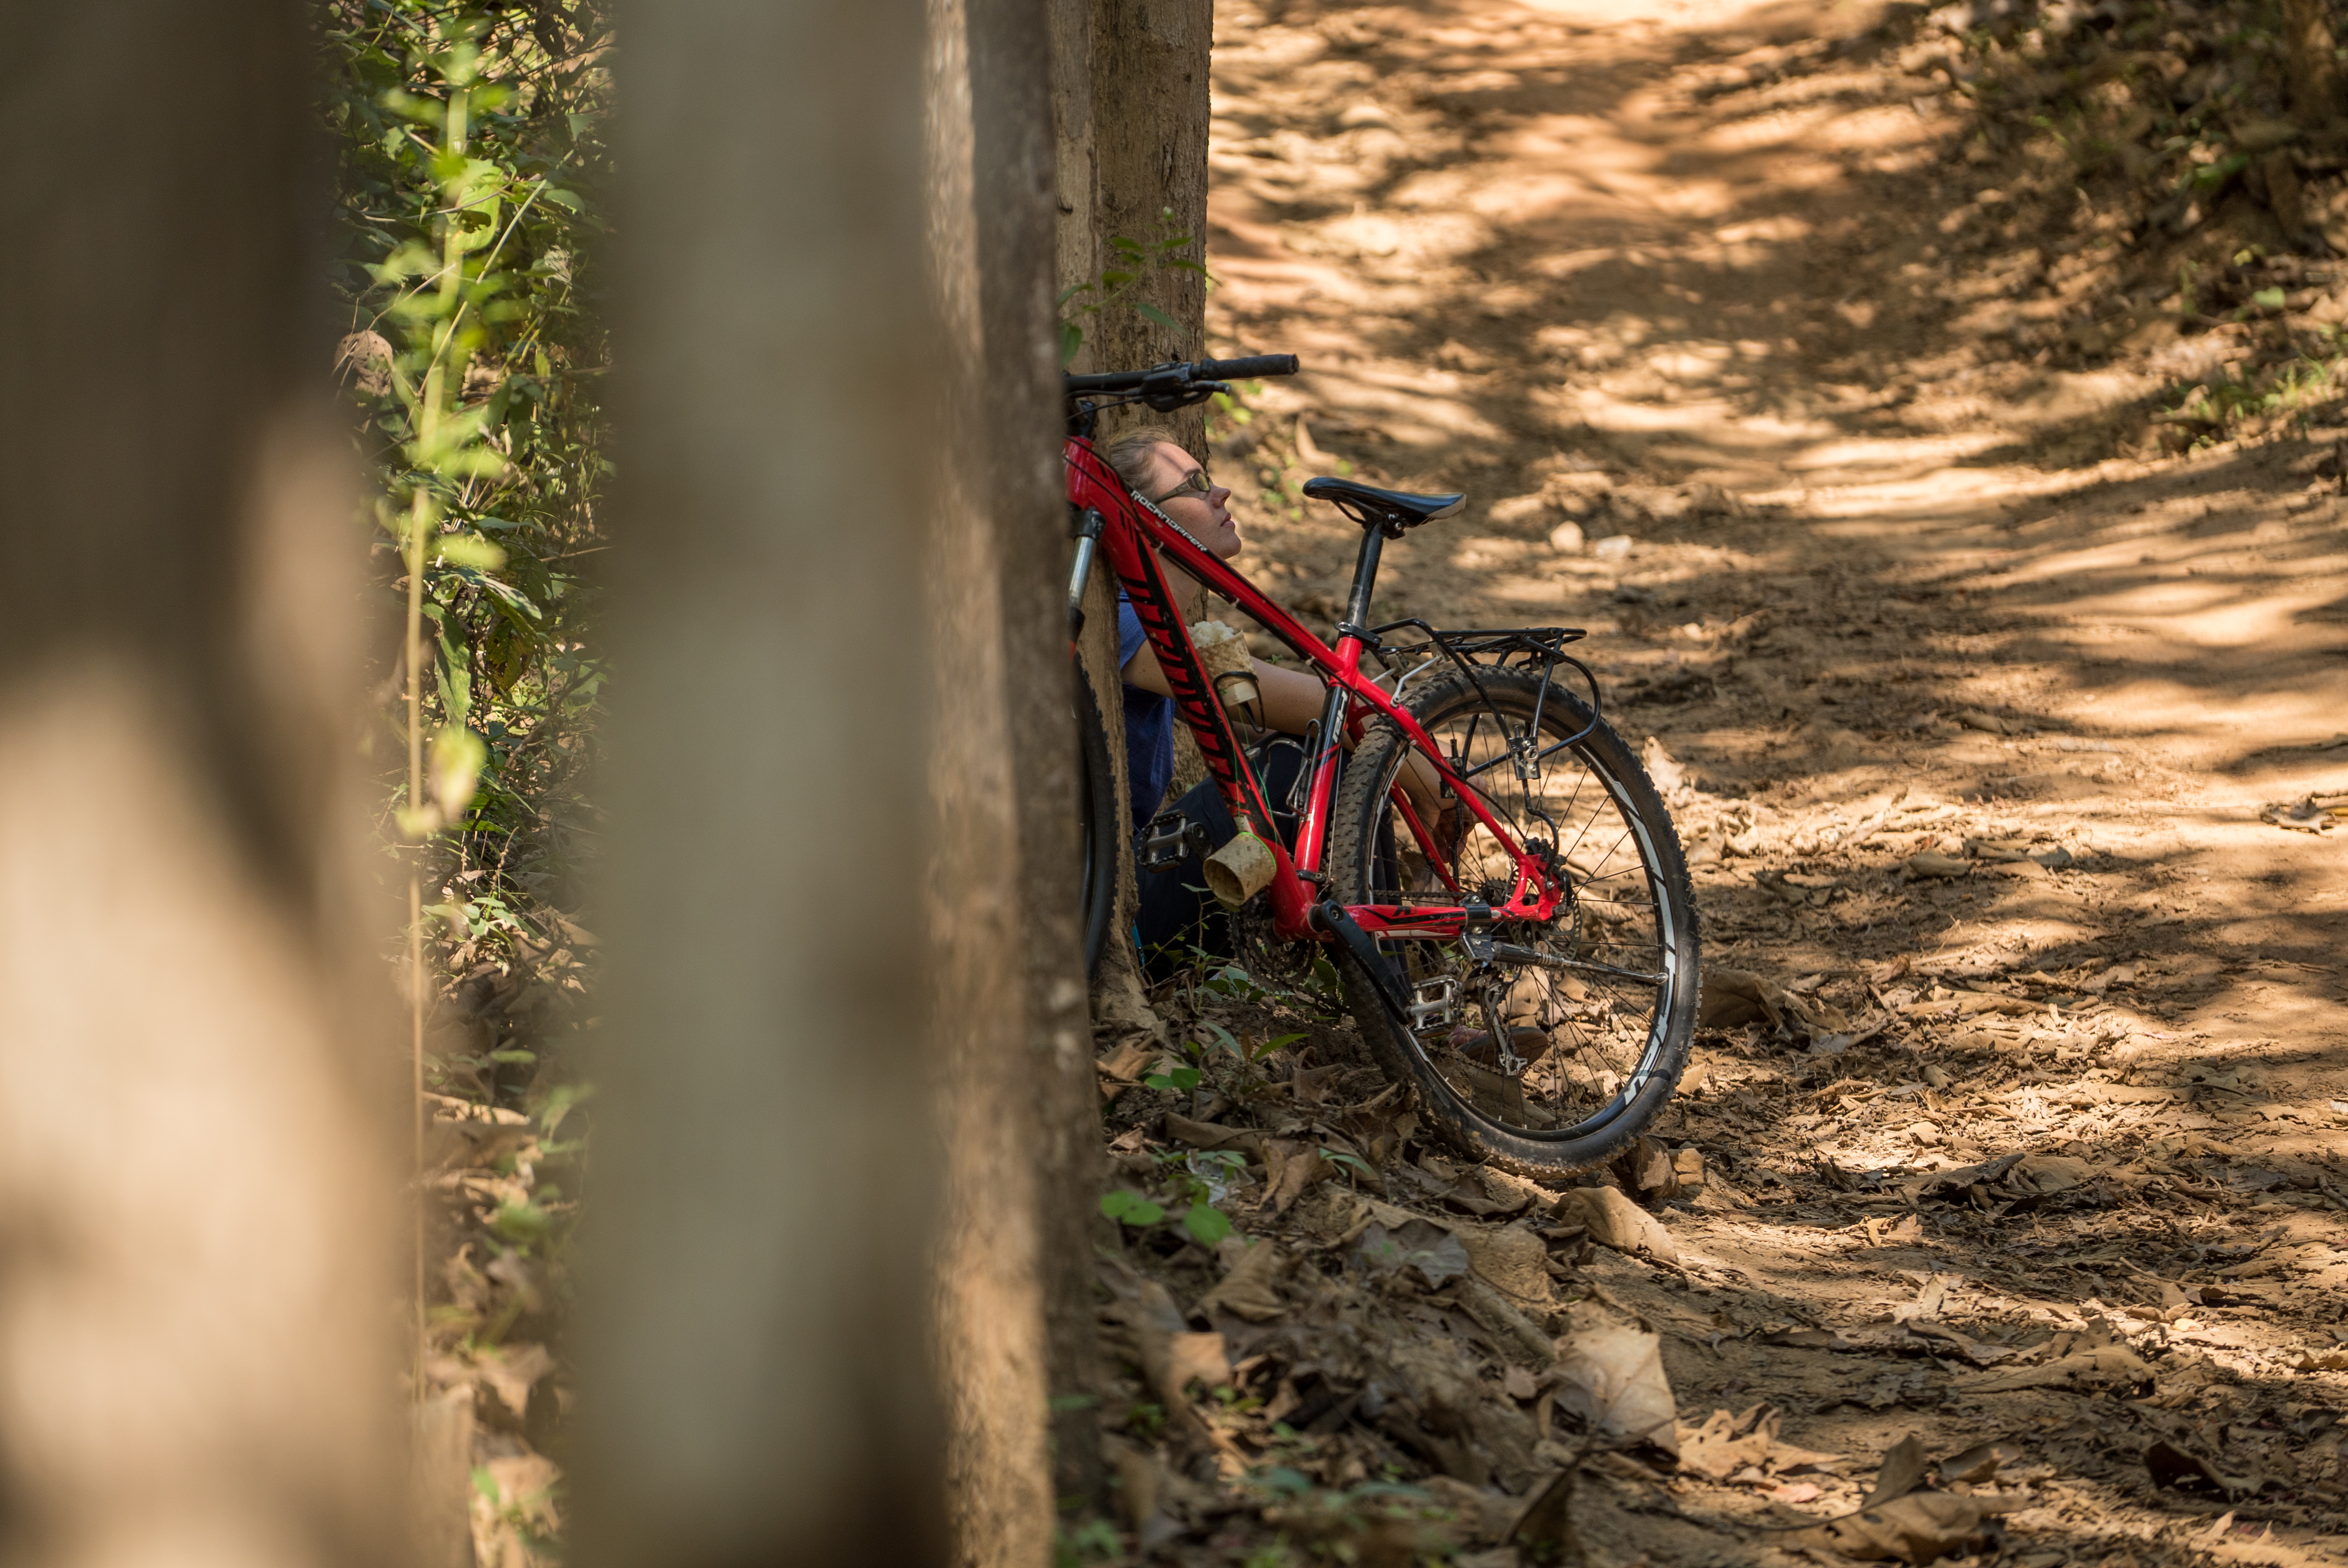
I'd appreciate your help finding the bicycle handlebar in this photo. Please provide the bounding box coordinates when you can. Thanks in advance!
[1198,354,1300,380]
[1064,353,1300,395]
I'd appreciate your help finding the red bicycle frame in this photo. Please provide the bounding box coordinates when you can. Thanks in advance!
[1066,436,1562,947]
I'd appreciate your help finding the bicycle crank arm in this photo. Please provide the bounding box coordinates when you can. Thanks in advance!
[1487,942,1666,986]
[1309,900,1415,1029]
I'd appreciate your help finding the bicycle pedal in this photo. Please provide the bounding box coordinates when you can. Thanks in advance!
[1137,811,1211,872]
[1408,976,1456,1034]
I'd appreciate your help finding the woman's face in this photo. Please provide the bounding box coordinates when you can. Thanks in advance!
[1144,443,1242,560]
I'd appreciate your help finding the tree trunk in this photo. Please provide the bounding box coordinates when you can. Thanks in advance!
[1054,0,1174,1050]
[2283,0,2342,125]
[0,5,406,1566]
[1052,0,1102,378]
[575,1,948,1563]
[1090,0,1216,458]
[1090,0,1218,803]
[930,0,1111,1544]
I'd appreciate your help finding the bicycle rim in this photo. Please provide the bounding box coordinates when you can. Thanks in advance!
[1332,668,1696,1167]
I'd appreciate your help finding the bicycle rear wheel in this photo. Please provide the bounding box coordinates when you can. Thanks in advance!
[1326,666,1697,1175]
[1075,669,1118,980]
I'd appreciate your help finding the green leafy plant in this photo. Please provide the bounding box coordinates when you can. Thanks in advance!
[1144,1063,1203,1094]
[327,1,611,996]
[1162,1149,1244,1245]
[1100,1188,1167,1227]
[326,15,607,1539]
[1059,207,1212,365]
[1054,1518,1123,1567]
[1182,1201,1234,1247]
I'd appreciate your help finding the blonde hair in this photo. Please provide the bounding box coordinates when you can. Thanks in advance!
[1100,426,1185,497]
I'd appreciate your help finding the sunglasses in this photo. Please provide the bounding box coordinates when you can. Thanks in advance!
[1151,468,1215,503]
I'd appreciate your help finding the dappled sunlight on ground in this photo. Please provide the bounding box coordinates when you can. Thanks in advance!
[1080,0,2348,1562]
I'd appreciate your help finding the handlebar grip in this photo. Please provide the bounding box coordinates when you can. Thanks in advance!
[1196,354,1299,379]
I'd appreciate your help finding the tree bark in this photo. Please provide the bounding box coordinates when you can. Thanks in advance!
[0,4,405,1566]
[1051,0,1102,378]
[1054,0,1175,1049]
[1089,0,1216,458]
[576,1,946,1564]
[1061,0,1230,1034]
[930,0,1111,1544]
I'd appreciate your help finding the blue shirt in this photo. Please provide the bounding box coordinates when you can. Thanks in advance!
[1118,595,1175,828]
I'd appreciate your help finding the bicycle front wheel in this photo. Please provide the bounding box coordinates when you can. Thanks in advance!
[1326,666,1698,1175]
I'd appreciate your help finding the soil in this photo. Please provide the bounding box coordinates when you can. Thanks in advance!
[1085,2,2348,1565]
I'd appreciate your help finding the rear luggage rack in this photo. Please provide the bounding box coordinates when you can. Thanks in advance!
[1357,620,1603,755]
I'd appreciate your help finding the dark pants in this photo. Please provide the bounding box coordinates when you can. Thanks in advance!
[1135,737,1307,974]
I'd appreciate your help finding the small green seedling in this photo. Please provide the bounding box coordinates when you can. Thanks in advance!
[1099,1189,1165,1227]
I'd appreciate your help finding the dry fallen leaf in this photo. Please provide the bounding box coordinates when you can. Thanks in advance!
[1261,1138,1335,1215]
[480,1451,561,1534]
[1698,967,1794,1030]
[1676,1404,1840,1483]
[1609,1135,1683,1203]
[1864,1213,1925,1246]
[1797,1491,2003,1563]
[1895,1274,1958,1322]
[1860,1432,1930,1510]
[2191,1509,2316,1566]
[1455,1220,1556,1305]
[2004,1153,2093,1195]
[1906,850,1971,879]
[1103,1261,1232,1453]
[1194,1237,1286,1322]
[1552,1301,1678,1457]
[1097,1041,1154,1101]
[1937,1440,2022,1486]
[1163,1112,1264,1159]
[1961,1343,2153,1394]
[1904,1320,2013,1367]
[1162,1330,1232,1395]
[1506,1467,1580,1566]
[1551,1185,1680,1264]
[2146,1439,2263,1498]
[1358,1219,1471,1288]
[473,1340,555,1421]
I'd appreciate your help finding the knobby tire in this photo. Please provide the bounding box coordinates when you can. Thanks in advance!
[1325,667,1699,1175]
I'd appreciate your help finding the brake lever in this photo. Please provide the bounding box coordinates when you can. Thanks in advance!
[1140,379,1232,413]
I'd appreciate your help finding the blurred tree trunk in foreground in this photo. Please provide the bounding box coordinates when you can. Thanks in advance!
[929,0,1110,1548]
[578,0,1080,1562]
[0,4,406,1567]
[2283,0,2342,123]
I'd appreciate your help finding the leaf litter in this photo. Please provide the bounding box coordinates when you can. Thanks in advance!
[1088,3,2348,1550]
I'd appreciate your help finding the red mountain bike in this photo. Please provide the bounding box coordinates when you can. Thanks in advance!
[1066,354,1697,1175]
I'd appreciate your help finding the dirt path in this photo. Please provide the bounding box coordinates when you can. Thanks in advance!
[1084,3,2348,1565]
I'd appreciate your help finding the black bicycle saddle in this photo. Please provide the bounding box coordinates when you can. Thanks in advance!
[1301,476,1466,533]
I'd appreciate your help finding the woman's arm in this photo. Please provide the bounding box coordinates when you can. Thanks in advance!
[1120,644,1448,818]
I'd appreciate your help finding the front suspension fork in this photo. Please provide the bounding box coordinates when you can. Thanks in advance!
[1066,507,1105,637]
